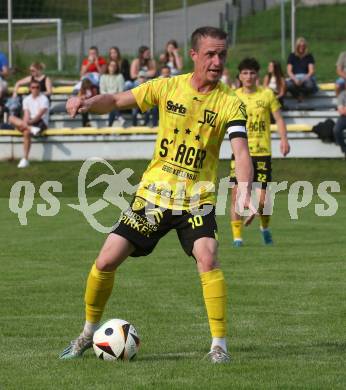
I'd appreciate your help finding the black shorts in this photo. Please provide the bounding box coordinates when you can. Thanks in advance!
[32,119,48,131]
[112,197,218,257]
[230,155,272,189]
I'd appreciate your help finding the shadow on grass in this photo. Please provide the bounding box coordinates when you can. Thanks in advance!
[138,351,202,361]
[233,340,346,359]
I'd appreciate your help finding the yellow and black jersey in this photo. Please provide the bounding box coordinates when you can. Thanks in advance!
[132,73,247,209]
[235,86,280,156]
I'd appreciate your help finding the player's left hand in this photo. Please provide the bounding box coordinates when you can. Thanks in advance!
[280,138,290,157]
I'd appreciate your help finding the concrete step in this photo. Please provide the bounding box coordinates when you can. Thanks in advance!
[282,110,338,125]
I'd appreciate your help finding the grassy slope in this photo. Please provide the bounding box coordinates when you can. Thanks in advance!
[2,3,345,80]
[0,159,345,389]
[226,4,346,82]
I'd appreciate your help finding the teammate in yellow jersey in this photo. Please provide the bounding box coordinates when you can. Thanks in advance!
[230,57,290,247]
[60,27,255,364]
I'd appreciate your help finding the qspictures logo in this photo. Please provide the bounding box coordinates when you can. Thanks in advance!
[7,158,342,233]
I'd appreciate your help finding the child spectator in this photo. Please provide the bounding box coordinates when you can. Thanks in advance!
[286,37,318,101]
[100,61,125,127]
[159,40,183,76]
[108,46,131,83]
[131,72,158,127]
[80,46,107,80]
[159,65,171,79]
[78,78,98,127]
[9,80,49,168]
[263,60,286,107]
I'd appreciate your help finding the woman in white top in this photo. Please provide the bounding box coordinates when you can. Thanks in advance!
[263,60,286,106]
[159,40,183,76]
[100,61,125,126]
[130,46,157,83]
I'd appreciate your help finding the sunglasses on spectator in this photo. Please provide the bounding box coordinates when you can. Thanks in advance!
[30,86,40,89]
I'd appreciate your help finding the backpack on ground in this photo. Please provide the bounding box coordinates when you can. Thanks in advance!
[312,119,335,143]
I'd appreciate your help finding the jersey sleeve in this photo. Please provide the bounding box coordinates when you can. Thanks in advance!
[225,97,248,140]
[131,77,167,112]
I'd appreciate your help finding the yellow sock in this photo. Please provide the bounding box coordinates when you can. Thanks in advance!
[84,263,115,323]
[231,220,243,241]
[260,215,270,230]
[200,268,227,338]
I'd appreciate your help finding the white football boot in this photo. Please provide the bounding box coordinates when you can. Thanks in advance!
[59,333,93,360]
[205,346,231,364]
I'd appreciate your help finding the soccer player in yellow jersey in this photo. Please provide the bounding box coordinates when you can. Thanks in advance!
[60,27,255,363]
[230,58,290,247]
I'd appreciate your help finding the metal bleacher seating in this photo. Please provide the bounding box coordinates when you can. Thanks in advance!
[0,83,344,160]
[5,83,339,130]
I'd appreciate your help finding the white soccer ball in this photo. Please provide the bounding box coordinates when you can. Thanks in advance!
[93,318,140,361]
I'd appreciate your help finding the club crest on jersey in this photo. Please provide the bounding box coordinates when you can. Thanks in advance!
[198,109,218,127]
[132,197,147,211]
[166,100,187,116]
[239,102,247,119]
[256,100,265,108]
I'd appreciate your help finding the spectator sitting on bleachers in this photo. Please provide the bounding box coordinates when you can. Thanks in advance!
[159,65,171,79]
[80,46,107,82]
[131,72,158,127]
[108,47,131,84]
[159,39,183,76]
[0,50,9,100]
[286,37,318,102]
[8,79,49,168]
[129,46,157,89]
[263,60,286,107]
[13,62,52,100]
[78,78,98,127]
[100,60,125,127]
[333,89,346,158]
[0,51,9,123]
[335,51,346,96]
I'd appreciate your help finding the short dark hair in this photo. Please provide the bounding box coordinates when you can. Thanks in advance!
[30,80,40,89]
[89,46,99,53]
[238,57,260,72]
[191,26,227,51]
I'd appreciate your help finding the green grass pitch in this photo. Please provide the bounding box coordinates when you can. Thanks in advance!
[0,159,345,389]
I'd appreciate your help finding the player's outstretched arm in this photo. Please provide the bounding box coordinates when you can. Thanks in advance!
[231,137,256,226]
[66,90,137,117]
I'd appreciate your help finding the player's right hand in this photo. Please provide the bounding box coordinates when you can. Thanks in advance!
[66,96,83,118]
[243,199,258,226]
